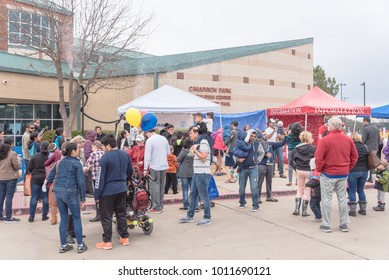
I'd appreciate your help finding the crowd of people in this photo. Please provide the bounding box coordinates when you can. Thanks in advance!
[0,113,389,254]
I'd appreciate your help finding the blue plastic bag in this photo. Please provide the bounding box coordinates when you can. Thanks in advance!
[208,176,219,200]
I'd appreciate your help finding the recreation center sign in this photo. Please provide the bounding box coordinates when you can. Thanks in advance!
[188,86,232,107]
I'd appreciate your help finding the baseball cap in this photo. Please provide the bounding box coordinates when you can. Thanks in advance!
[136,135,145,142]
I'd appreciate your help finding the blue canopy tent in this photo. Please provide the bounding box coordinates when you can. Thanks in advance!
[213,110,267,131]
[371,104,389,119]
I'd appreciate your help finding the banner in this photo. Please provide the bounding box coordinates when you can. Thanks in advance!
[213,110,267,131]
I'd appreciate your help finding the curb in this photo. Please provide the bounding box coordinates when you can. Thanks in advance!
[11,184,375,216]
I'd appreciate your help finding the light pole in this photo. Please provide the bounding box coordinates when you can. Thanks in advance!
[339,83,346,101]
[361,82,366,106]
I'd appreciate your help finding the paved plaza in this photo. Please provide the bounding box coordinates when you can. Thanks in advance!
[0,172,387,260]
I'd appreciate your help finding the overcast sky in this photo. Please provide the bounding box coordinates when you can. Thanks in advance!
[133,0,388,108]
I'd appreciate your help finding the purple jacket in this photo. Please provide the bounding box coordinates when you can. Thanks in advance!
[84,130,97,161]
[383,141,389,161]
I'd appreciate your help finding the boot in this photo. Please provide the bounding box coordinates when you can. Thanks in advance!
[89,202,100,222]
[357,200,367,215]
[292,198,302,215]
[373,202,385,211]
[348,202,357,217]
[302,200,310,217]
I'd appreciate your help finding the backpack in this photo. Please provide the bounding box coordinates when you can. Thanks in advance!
[28,143,36,157]
[204,131,214,165]
[133,188,149,211]
[222,128,231,145]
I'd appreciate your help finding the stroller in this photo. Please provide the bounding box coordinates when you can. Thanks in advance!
[117,167,154,235]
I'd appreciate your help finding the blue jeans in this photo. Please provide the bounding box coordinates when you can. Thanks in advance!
[274,147,284,175]
[347,171,368,202]
[0,179,18,219]
[188,173,211,219]
[310,196,322,219]
[238,168,259,208]
[180,177,192,208]
[55,192,83,246]
[29,183,49,218]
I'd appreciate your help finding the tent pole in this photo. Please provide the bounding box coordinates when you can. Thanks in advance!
[219,111,223,129]
[304,113,308,131]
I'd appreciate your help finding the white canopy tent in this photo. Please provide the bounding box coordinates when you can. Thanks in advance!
[117,85,221,114]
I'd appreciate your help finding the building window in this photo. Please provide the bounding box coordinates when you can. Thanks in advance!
[307,53,311,60]
[292,49,296,56]
[243,77,249,84]
[291,82,296,88]
[269,79,274,86]
[177,72,184,79]
[0,103,65,146]
[212,75,219,82]
[308,84,311,90]
[8,9,56,49]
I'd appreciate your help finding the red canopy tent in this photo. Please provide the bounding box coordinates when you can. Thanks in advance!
[267,86,371,144]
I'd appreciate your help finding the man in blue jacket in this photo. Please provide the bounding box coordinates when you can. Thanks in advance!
[234,129,264,211]
[94,134,133,250]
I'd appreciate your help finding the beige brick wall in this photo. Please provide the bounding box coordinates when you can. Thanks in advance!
[158,43,313,114]
[0,72,68,102]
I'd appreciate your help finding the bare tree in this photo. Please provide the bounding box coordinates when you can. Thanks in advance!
[6,0,153,137]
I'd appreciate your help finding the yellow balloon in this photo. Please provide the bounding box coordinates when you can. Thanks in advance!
[125,108,141,127]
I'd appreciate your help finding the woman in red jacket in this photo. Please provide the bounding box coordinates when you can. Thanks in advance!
[128,135,145,173]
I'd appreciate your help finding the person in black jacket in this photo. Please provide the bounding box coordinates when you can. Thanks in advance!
[95,134,133,250]
[291,131,316,217]
[347,132,369,216]
[27,141,50,222]
[257,131,287,202]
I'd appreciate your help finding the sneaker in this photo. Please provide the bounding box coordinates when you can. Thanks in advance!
[312,217,322,222]
[286,182,292,186]
[197,218,212,226]
[179,216,194,223]
[119,238,129,246]
[148,209,162,214]
[0,217,5,223]
[42,216,49,221]
[252,207,259,212]
[266,197,278,202]
[28,216,34,223]
[77,243,88,253]
[179,207,188,210]
[339,224,349,232]
[5,217,20,223]
[320,225,332,233]
[280,174,287,178]
[239,204,246,209]
[59,244,73,253]
[95,241,113,250]
[195,208,200,212]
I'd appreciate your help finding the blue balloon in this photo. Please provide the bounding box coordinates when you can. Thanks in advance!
[141,112,158,131]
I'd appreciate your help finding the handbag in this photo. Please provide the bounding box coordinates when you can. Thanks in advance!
[48,163,60,207]
[367,150,381,170]
[24,174,32,196]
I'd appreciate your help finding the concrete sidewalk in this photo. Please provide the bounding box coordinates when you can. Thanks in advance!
[9,166,375,215]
